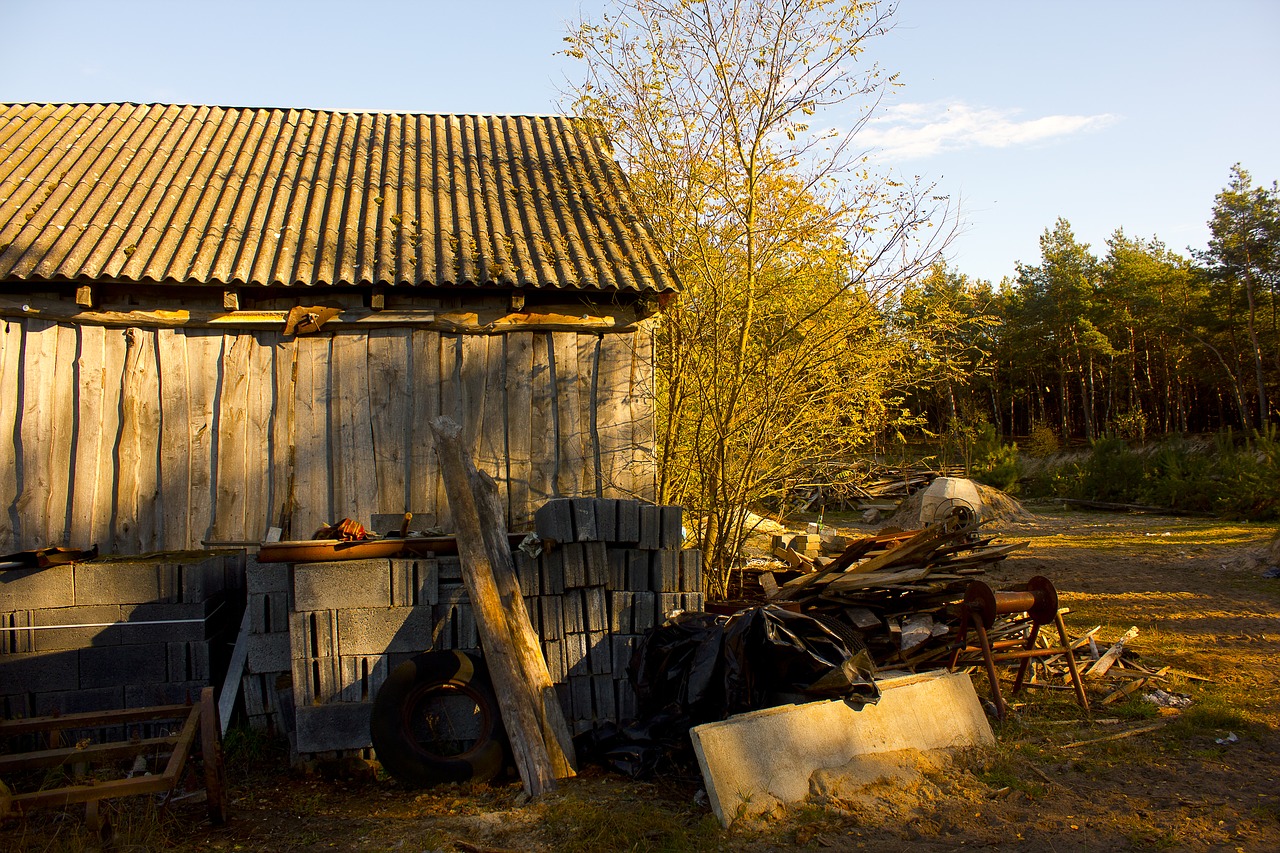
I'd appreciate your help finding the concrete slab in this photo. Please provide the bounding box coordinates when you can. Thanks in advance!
[690,670,993,827]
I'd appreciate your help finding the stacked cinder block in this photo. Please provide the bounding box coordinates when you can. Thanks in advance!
[0,555,242,719]
[526,498,703,731]
[242,499,703,757]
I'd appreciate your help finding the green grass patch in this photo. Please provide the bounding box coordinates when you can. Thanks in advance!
[539,787,721,853]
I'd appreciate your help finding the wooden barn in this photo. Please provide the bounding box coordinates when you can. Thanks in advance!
[0,103,678,555]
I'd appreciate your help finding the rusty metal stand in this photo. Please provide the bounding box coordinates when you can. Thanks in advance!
[950,576,1089,720]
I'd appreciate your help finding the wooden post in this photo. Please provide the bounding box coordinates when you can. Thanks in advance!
[471,467,577,777]
[430,416,560,796]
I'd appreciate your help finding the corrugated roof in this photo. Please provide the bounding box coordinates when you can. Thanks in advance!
[0,103,677,292]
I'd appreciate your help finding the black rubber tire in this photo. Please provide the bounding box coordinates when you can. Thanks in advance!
[370,650,509,788]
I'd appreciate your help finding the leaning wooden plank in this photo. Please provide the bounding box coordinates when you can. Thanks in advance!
[1086,626,1139,679]
[430,416,560,797]
[471,464,577,778]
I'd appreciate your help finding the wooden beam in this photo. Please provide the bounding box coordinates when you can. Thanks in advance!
[75,285,94,308]
[430,416,561,796]
[222,290,239,311]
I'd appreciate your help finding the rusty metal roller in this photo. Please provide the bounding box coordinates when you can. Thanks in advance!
[962,575,1059,629]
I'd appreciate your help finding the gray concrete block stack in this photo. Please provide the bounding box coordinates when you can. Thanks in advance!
[242,499,703,758]
[0,554,243,719]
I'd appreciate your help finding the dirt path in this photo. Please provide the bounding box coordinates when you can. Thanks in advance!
[4,510,1278,852]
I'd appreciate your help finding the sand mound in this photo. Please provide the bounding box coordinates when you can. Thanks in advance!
[887,481,1033,527]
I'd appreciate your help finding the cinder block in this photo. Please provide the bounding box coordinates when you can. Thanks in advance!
[126,681,205,708]
[583,587,608,633]
[606,548,628,590]
[616,500,642,544]
[616,680,637,720]
[594,499,619,542]
[681,592,706,613]
[523,596,541,635]
[652,550,680,592]
[295,702,374,753]
[571,498,598,541]
[247,632,291,674]
[542,639,566,682]
[562,544,588,588]
[626,550,651,591]
[249,592,289,635]
[167,641,212,683]
[336,607,436,656]
[74,562,179,606]
[658,593,682,621]
[593,674,616,720]
[293,655,342,705]
[338,654,390,703]
[515,552,538,597]
[180,556,229,602]
[584,542,608,586]
[632,592,656,633]
[25,605,123,651]
[35,686,123,716]
[1,610,32,653]
[690,671,994,828]
[563,590,585,635]
[0,650,79,694]
[612,634,638,674]
[0,565,74,611]
[660,506,684,550]
[539,597,564,640]
[680,549,703,594]
[414,559,440,606]
[293,561,392,611]
[438,556,462,581]
[534,499,575,542]
[390,559,415,607]
[570,674,594,721]
[290,610,339,661]
[608,591,634,634]
[540,549,565,596]
[120,602,211,644]
[587,631,610,675]
[80,644,167,689]
[563,632,589,677]
[638,504,662,550]
[246,558,289,596]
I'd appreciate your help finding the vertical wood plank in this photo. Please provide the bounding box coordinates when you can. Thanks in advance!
[578,334,603,498]
[504,332,534,529]
[529,333,557,505]
[330,332,376,526]
[185,330,224,549]
[0,321,24,549]
[291,334,332,538]
[594,333,633,499]
[212,333,253,543]
[460,334,489,462]
[367,328,410,515]
[114,327,156,552]
[133,329,162,551]
[628,328,658,502]
[242,333,274,542]
[436,333,463,529]
[156,328,191,550]
[270,336,298,538]
[16,320,57,548]
[408,328,441,528]
[551,332,588,498]
[45,324,78,544]
[94,329,127,552]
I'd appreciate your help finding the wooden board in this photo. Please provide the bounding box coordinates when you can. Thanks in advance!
[212,333,252,543]
[70,325,108,549]
[529,333,556,505]
[156,328,192,550]
[407,328,441,528]
[0,321,24,547]
[368,328,410,516]
[503,332,534,529]
[185,330,224,548]
[17,321,57,545]
[290,334,332,539]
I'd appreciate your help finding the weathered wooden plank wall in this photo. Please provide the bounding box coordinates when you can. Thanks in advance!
[0,319,657,554]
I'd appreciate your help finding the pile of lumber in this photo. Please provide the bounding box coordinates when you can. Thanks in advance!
[761,512,1029,668]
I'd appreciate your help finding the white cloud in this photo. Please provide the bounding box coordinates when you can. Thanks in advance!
[859,101,1118,160]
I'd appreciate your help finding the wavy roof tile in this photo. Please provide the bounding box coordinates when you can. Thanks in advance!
[0,103,677,292]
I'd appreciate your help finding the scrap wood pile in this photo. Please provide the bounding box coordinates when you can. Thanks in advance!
[788,463,965,512]
[973,622,1196,706]
[757,509,1031,669]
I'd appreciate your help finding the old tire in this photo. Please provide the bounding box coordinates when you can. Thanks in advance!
[370,650,509,788]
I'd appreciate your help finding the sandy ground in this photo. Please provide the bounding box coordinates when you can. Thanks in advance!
[4,508,1279,852]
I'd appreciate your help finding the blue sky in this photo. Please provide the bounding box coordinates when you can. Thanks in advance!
[3,0,1276,284]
